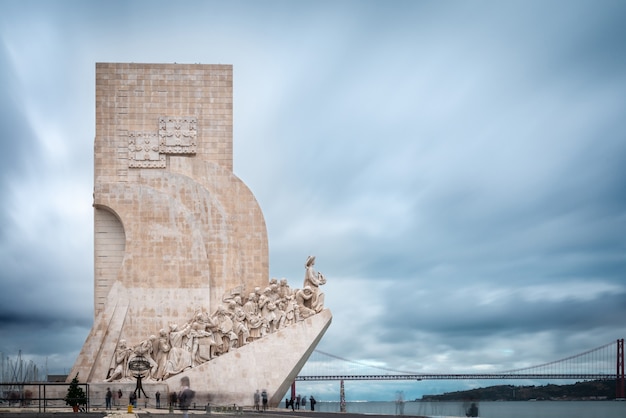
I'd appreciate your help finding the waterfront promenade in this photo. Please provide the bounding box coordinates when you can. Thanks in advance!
[0,408,429,418]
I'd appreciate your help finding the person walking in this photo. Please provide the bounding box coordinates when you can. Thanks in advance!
[466,402,478,417]
[105,388,112,410]
[261,389,268,412]
[178,377,195,418]
[254,390,260,412]
[169,392,178,413]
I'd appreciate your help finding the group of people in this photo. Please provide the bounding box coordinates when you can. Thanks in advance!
[254,388,318,412]
[253,389,269,412]
[284,394,317,411]
[105,256,327,382]
[104,388,123,409]
[104,387,163,409]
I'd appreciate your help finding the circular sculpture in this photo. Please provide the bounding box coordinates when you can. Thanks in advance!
[128,356,151,372]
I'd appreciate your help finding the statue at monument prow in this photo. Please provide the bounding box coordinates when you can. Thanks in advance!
[104,256,328,383]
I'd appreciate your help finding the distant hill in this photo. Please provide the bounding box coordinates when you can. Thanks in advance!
[420,379,617,401]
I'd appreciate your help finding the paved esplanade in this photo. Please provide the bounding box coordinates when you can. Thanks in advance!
[0,412,427,418]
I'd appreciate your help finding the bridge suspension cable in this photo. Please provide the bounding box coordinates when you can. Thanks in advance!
[498,340,616,374]
[298,339,621,382]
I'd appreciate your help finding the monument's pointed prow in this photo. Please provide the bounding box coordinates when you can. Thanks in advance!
[175,309,332,406]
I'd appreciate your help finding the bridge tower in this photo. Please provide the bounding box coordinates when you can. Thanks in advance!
[617,339,625,399]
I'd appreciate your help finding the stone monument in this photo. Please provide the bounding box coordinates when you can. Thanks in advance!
[68,63,332,407]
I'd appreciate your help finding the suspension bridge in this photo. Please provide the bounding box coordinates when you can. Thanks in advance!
[295,338,625,398]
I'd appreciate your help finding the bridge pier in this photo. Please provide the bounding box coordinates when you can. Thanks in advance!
[340,379,346,413]
[617,339,624,399]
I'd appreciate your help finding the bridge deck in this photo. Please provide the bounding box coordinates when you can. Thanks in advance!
[297,373,615,381]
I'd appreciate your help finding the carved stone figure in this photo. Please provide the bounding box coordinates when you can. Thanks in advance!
[295,287,316,319]
[278,278,293,299]
[259,287,278,334]
[163,323,193,379]
[189,312,216,366]
[227,299,250,347]
[274,299,286,330]
[243,293,264,341]
[130,335,158,380]
[106,339,131,382]
[304,256,326,313]
[211,305,238,354]
[154,329,171,380]
[283,295,298,326]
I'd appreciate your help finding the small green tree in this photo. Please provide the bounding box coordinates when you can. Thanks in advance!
[64,373,87,411]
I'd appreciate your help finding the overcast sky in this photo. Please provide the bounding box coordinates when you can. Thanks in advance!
[1,0,625,402]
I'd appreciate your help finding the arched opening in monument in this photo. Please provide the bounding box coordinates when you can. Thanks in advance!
[94,205,126,316]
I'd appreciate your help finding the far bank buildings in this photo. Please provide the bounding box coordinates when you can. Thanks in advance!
[68,63,332,407]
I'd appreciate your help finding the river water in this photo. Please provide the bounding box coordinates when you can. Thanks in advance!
[315,400,626,418]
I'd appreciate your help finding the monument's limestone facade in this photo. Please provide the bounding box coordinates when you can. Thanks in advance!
[68,63,331,407]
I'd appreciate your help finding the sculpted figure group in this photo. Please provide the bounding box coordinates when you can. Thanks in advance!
[105,256,327,382]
